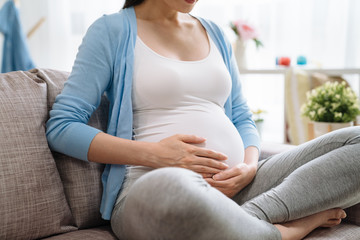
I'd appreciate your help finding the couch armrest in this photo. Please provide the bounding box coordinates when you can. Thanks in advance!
[259,142,296,160]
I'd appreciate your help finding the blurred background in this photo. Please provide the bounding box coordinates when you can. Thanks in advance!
[1,0,359,144]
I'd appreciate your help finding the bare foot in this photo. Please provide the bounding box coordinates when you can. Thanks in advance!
[274,208,346,240]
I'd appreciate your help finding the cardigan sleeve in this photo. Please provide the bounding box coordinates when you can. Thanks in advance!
[46,16,115,161]
[228,49,261,151]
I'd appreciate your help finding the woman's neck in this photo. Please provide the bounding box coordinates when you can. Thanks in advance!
[134,1,188,26]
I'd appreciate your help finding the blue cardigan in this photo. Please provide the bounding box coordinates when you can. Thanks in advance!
[46,7,260,220]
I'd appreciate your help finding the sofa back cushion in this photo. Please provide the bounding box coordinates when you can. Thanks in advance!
[0,70,76,240]
[34,69,109,229]
[345,204,360,226]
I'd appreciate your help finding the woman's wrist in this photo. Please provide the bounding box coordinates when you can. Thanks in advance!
[247,163,257,179]
[244,146,259,174]
[135,141,164,168]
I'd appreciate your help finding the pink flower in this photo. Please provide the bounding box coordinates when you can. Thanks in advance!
[230,19,263,48]
[233,20,259,41]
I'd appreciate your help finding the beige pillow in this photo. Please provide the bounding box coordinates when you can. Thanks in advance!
[35,69,109,229]
[311,72,349,89]
[0,70,75,239]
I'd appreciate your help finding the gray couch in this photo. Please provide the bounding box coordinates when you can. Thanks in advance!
[0,69,359,239]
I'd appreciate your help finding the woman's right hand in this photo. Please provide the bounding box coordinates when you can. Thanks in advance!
[148,134,229,177]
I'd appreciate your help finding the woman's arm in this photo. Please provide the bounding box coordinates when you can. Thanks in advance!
[243,146,259,172]
[46,16,115,161]
[88,132,229,175]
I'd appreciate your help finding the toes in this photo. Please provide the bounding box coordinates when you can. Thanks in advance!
[330,218,342,225]
[321,218,342,228]
[336,209,347,219]
[331,208,347,219]
[340,210,347,219]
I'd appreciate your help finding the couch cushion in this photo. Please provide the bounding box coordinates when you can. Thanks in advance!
[260,142,296,160]
[42,226,117,240]
[304,223,360,239]
[344,204,360,226]
[52,153,108,229]
[33,69,109,229]
[0,70,76,240]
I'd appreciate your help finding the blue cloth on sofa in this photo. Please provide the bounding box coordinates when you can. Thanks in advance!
[0,0,35,73]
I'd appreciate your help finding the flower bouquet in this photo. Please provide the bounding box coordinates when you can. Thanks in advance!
[230,20,263,49]
[230,19,263,69]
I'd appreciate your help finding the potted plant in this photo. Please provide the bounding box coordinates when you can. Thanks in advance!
[301,81,360,138]
[230,20,263,69]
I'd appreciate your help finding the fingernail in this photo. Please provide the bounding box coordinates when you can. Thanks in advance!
[222,163,229,168]
[213,174,220,180]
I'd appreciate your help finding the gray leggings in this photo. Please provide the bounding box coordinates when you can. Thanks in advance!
[111,127,360,240]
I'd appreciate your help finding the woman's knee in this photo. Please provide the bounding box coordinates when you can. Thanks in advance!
[124,167,210,211]
[116,167,281,240]
[119,167,212,239]
[129,167,208,197]
[344,126,360,144]
[318,126,360,145]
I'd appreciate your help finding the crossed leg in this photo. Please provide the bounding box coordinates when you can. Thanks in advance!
[234,127,360,238]
[111,127,360,240]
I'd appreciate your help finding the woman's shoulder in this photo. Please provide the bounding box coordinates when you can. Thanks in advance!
[194,16,224,36]
[88,8,135,38]
[194,16,229,47]
[193,16,231,56]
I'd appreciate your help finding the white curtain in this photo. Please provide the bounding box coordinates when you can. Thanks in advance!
[8,0,124,71]
[6,0,359,71]
[193,0,360,69]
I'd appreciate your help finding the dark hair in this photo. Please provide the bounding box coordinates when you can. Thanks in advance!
[123,0,145,9]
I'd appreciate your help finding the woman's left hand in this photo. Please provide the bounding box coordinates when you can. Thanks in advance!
[205,163,257,198]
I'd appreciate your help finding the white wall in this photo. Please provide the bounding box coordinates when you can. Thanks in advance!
[0,0,124,71]
[1,0,359,71]
[192,0,360,69]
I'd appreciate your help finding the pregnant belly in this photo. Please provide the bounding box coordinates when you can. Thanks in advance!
[133,107,245,168]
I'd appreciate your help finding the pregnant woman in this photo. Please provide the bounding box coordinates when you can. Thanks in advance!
[46,0,360,239]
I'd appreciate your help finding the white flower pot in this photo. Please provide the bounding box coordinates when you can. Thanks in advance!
[356,115,360,125]
[255,120,264,139]
[235,38,247,69]
[313,121,354,138]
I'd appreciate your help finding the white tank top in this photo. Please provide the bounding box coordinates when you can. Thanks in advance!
[116,35,245,204]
